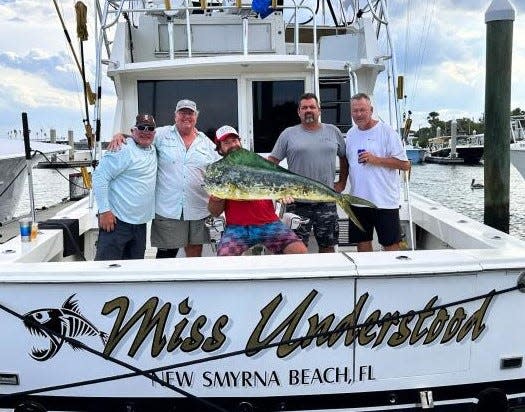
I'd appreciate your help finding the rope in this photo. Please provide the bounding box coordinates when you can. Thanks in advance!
[33,151,87,191]
[0,283,521,402]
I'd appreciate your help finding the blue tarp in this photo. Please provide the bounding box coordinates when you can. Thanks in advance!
[252,0,273,18]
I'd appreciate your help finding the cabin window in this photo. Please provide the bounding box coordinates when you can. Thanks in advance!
[137,80,238,139]
[319,76,353,133]
[252,80,304,153]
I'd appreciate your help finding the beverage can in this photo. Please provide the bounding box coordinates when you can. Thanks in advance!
[31,222,39,241]
[19,218,32,242]
[358,149,366,163]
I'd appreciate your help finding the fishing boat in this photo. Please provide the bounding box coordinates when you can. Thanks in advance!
[1,1,524,412]
[427,134,484,165]
[0,139,69,223]
[404,136,426,164]
[404,145,426,164]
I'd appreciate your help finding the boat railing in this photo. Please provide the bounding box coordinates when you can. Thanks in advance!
[97,0,325,60]
[511,115,525,142]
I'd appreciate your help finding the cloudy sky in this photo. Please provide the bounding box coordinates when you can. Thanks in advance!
[0,0,523,140]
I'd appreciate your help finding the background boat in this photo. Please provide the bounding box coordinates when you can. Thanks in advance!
[0,138,69,223]
[510,115,525,179]
[427,133,484,164]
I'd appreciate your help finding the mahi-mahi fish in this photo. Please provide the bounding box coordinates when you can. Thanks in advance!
[22,294,108,361]
[203,148,375,231]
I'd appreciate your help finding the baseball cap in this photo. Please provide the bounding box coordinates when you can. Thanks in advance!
[215,125,239,142]
[135,114,156,127]
[175,99,197,113]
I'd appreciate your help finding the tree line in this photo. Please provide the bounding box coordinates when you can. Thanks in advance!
[409,107,525,148]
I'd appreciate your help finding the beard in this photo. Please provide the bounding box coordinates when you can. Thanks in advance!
[304,113,315,123]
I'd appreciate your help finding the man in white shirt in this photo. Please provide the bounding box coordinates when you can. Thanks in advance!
[150,99,220,258]
[346,93,410,252]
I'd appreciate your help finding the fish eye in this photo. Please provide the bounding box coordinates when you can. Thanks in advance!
[33,312,50,322]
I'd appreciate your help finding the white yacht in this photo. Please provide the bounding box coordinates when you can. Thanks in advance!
[0,139,69,223]
[0,1,524,412]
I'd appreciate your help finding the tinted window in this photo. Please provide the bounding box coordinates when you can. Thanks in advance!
[138,80,238,139]
[252,80,304,153]
[320,77,352,132]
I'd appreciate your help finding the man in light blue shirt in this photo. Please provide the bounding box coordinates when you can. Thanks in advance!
[109,99,220,258]
[93,114,157,260]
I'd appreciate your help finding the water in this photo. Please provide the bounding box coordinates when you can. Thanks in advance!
[409,162,525,241]
[15,168,75,216]
[15,164,525,240]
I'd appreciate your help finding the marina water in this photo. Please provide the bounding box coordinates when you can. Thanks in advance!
[15,163,525,241]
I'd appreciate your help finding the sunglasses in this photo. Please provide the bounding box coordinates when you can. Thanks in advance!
[136,125,155,131]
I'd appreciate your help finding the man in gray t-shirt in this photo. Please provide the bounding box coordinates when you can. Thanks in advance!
[268,92,349,253]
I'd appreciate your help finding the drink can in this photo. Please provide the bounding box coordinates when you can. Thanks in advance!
[358,149,366,163]
[31,222,39,241]
[19,218,32,242]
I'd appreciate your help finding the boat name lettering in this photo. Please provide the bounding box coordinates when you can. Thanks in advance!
[102,296,228,357]
[245,290,494,357]
[101,290,494,359]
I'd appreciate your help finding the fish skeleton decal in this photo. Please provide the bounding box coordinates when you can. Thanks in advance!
[204,148,376,231]
[22,294,108,361]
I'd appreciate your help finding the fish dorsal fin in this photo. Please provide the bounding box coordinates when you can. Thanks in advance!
[63,294,81,314]
[222,148,293,174]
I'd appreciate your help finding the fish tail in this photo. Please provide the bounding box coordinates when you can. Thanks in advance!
[336,194,370,232]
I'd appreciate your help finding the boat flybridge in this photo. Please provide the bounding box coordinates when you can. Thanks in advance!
[1,1,525,411]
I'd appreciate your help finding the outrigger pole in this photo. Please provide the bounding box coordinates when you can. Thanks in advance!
[75,1,96,150]
[21,113,36,224]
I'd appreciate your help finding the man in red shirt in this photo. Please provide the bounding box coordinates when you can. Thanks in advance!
[208,125,308,256]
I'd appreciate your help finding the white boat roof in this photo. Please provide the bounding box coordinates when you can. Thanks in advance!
[0,138,70,160]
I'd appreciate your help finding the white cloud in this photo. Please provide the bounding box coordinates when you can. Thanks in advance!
[0,67,80,109]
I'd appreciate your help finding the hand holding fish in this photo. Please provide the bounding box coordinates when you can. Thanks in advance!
[278,195,295,205]
[98,211,117,232]
[208,195,226,217]
[333,181,346,193]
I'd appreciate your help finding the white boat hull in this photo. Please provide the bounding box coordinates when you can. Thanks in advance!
[1,206,525,411]
[0,156,27,223]
[510,141,525,179]
[0,139,70,222]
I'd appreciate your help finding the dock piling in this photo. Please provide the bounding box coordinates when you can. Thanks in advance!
[484,0,515,233]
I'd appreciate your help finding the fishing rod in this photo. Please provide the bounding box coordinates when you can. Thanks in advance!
[75,1,95,150]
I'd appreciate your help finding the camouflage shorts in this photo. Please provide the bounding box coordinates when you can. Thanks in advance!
[285,202,339,248]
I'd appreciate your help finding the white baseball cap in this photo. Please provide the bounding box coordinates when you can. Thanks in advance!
[215,125,239,142]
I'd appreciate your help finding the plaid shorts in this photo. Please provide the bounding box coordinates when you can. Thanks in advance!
[217,221,302,256]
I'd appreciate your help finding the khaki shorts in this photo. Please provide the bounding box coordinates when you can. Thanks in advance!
[151,214,210,249]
